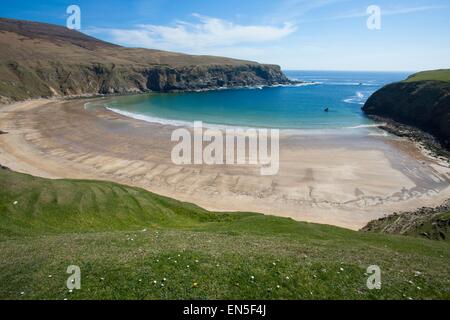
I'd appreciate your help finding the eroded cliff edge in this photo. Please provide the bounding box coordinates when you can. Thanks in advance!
[0,18,291,102]
[362,70,450,150]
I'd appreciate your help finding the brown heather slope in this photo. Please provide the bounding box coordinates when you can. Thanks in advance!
[0,18,290,102]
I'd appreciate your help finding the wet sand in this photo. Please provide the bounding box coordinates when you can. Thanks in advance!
[0,98,449,230]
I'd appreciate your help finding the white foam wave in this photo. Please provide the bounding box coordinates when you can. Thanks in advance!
[343,98,365,105]
[106,107,274,131]
[343,91,368,105]
[368,131,390,137]
[280,128,367,136]
[191,82,320,92]
[345,124,384,129]
[344,124,391,137]
[106,107,194,127]
[248,85,264,90]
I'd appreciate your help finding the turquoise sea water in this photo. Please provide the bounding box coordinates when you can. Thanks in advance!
[102,71,410,130]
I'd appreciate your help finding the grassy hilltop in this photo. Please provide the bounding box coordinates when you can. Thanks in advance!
[0,168,449,300]
[0,18,289,102]
[404,69,450,83]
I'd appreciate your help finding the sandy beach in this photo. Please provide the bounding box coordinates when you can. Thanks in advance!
[0,98,449,230]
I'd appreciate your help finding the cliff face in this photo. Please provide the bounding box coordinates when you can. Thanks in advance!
[1,61,288,100]
[362,200,450,241]
[362,73,450,149]
[0,18,290,102]
[145,64,287,91]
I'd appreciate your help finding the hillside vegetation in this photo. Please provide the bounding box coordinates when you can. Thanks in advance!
[0,18,289,102]
[404,69,450,83]
[0,168,449,300]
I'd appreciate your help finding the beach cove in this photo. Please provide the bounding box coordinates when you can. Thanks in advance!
[1,96,449,230]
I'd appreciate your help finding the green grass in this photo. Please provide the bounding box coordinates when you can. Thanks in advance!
[0,168,449,300]
[405,212,450,240]
[404,69,450,83]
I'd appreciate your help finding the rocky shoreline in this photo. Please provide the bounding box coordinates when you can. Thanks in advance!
[362,112,450,241]
[364,114,450,240]
[369,115,450,162]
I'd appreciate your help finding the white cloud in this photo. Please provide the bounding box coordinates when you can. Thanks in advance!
[383,5,450,15]
[268,0,351,23]
[90,14,296,51]
[328,4,450,20]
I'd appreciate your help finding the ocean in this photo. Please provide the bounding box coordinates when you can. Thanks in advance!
[100,70,410,131]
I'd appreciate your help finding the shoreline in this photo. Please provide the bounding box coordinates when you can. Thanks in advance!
[1,98,449,230]
[92,91,382,135]
[369,115,450,162]
[103,104,384,135]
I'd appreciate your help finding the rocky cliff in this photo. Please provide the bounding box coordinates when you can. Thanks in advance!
[362,70,450,149]
[362,200,450,241]
[0,18,290,102]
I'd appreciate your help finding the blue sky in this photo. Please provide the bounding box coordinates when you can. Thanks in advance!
[2,0,450,71]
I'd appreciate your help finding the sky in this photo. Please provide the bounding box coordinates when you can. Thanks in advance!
[1,0,450,71]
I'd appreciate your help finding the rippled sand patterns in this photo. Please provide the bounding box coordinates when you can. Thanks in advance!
[0,99,449,229]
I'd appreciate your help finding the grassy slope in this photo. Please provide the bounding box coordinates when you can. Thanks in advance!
[404,69,450,82]
[0,168,449,300]
[0,18,288,102]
